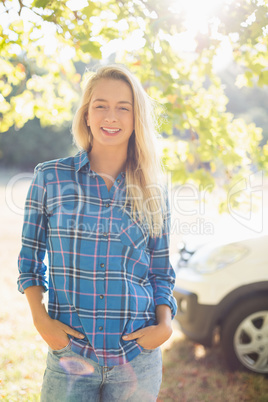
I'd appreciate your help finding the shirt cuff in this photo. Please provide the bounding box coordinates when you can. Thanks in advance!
[17,275,48,294]
[154,296,178,320]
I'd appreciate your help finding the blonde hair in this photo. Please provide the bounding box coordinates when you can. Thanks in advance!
[72,64,167,237]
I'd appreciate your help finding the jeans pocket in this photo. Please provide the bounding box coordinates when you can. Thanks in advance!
[141,347,155,354]
[50,340,72,356]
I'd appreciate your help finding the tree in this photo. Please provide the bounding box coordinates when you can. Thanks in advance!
[0,117,74,168]
[1,0,268,209]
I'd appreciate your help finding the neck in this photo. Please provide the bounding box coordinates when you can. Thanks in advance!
[88,145,127,179]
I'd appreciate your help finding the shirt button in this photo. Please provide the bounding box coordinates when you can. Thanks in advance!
[100,263,105,268]
[103,232,108,237]
[117,179,121,183]
[106,203,110,208]
[99,295,104,299]
[99,326,103,331]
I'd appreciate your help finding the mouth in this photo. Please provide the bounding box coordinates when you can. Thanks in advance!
[101,127,121,136]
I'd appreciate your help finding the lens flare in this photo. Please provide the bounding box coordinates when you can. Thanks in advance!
[59,356,95,376]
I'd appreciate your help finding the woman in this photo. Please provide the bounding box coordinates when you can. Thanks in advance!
[18,64,177,401]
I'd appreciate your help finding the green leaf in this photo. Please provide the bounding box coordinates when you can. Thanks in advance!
[244,70,253,87]
[82,3,96,18]
[80,41,102,59]
[43,14,56,22]
[258,71,268,87]
[10,19,24,34]
[99,27,120,40]
[33,0,50,8]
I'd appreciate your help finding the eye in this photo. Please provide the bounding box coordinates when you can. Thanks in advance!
[120,107,129,111]
[96,105,105,109]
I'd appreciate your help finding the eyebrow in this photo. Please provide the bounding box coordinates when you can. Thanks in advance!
[92,99,133,106]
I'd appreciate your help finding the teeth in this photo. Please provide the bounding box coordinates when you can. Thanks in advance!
[103,128,120,133]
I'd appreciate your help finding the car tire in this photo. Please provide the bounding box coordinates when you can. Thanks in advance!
[221,296,268,374]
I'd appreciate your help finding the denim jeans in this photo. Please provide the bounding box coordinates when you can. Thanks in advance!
[41,343,162,402]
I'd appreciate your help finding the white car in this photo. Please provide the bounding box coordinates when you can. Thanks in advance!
[173,235,268,374]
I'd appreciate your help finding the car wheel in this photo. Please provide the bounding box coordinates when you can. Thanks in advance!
[221,297,268,374]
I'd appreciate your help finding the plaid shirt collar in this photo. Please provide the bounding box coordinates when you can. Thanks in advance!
[74,149,126,177]
[74,149,90,172]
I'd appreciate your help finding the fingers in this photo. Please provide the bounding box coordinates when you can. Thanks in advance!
[60,322,85,339]
[122,329,143,340]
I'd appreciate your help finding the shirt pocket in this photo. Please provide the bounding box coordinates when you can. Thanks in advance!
[46,200,78,231]
[120,210,149,250]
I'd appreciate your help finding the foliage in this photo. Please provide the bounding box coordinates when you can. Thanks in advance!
[1,0,268,208]
[217,0,268,87]
[220,64,268,144]
[0,118,75,169]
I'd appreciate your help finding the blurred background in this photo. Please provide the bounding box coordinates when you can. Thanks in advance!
[1,0,268,400]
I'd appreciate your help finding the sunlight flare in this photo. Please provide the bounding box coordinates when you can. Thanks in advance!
[170,0,232,35]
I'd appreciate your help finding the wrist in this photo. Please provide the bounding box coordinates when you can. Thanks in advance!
[157,321,173,336]
[155,304,172,326]
[33,310,51,327]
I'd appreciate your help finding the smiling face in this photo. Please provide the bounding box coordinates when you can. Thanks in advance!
[86,78,134,152]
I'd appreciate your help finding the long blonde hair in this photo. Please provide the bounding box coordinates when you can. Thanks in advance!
[72,64,167,237]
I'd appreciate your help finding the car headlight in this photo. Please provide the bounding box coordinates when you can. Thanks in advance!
[188,242,249,274]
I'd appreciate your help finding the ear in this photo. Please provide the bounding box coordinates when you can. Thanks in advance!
[85,113,90,126]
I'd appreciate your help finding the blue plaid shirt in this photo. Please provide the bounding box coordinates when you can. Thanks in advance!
[18,150,177,366]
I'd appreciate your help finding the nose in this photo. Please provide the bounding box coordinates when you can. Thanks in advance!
[104,108,117,122]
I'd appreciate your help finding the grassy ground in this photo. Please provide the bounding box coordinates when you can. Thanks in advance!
[1,169,268,401]
[158,324,268,402]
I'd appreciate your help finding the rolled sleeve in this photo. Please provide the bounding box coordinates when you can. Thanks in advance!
[148,194,177,319]
[17,163,48,294]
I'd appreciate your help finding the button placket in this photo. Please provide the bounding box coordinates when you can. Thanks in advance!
[95,189,111,352]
